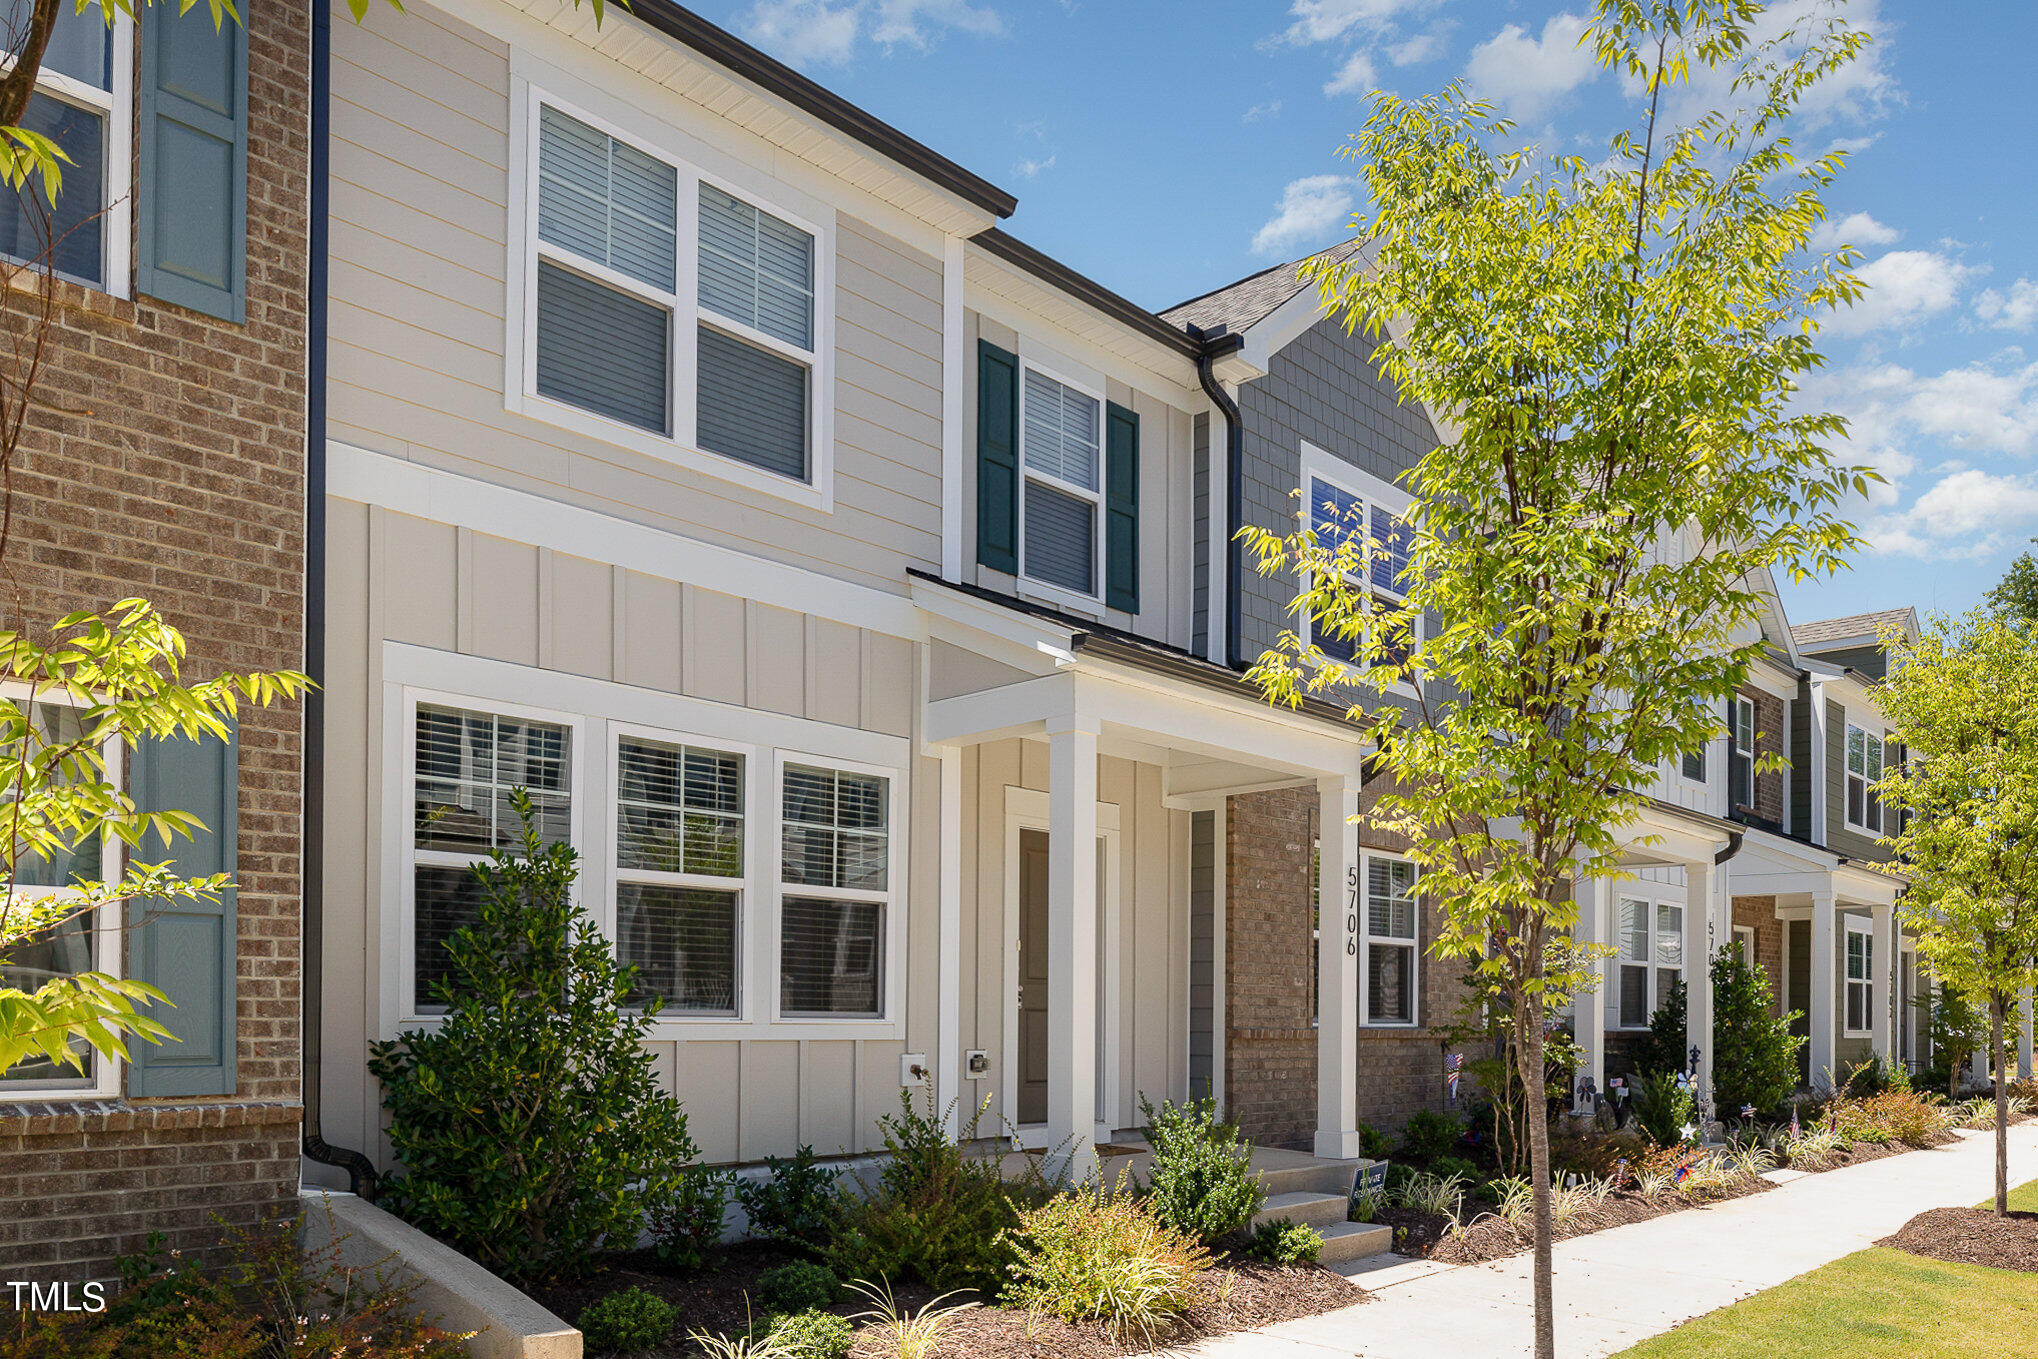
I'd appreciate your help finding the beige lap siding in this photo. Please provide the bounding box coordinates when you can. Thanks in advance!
[0,1,310,1276]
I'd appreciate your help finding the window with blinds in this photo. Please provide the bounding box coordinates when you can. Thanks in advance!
[1305,465,1418,675]
[780,763,889,1017]
[1845,922,1873,1034]
[1364,856,1419,1025]
[1019,368,1102,597]
[411,703,573,1008]
[1618,897,1651,1028]
[614,735,744,1014]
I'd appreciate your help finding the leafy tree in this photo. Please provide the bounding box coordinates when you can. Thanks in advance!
[1709,949,1804,1118]
[368,794,703,1282]
[1878,610,2038,1217]
[1921,981,1986,1097]
[0,601,306,1076]
[1243,5,1870,1352]
[1987,541,2038,626]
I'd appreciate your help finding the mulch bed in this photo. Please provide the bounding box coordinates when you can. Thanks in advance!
[526,1245,1360,1358]
[1880,1207,2038,1274]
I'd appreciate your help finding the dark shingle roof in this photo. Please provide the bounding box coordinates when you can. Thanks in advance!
[1159,241,1360,336]
[1792,608,1918,649]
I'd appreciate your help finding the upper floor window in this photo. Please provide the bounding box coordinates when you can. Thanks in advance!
[1020,365,1103,600]
[518,94,833,508]
[1299,445,1417,683]
[1845,720,1886,835]
[0,4,129,291]
[1728,695,1756,815]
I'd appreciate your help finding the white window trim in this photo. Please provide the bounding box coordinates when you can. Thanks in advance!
[2,15,133,299]
[1843,717,1887,837]
[1843,914,1874,1038]
[505,79,837,514]
[1733,923,1756,972]
[1014,357,1108,614]
[381,646,909,1043]
[770,747,903,1025]
[0,683,125,1098]
[1729,695,1756,813]
[1297,443,1420,699]
[1613,885,1687,1031]
[608,720,759,1023]
[1359,850,1420,1029]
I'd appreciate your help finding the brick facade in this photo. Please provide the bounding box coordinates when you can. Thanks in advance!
[0,4,310,1276]
[1740,684,1787,830]
[1222,784,1472,1150]
[1732,895,1786,1016]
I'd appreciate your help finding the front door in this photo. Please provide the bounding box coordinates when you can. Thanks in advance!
[1019,830,1051,1124]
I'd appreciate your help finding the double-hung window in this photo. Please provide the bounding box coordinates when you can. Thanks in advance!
[525,97,826,495]
[1019,366,1104,599]
[0,3,129,291]
[410,703,574,1010]
[1728,696,1756,815]
[1615,894,1684,1028]
[1363,855,1419,1026]
[780,763,891,1018]
[1300,447,1417,678]
[614,735,743,1015]
[1845,721,1886,834]
[1844,918,1873,1035]
[1,700,117,1093]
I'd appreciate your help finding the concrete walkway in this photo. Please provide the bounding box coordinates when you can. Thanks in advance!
[1174,1123,2038,1358]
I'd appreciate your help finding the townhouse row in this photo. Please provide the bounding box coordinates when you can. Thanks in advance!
[5,0,2016,1275]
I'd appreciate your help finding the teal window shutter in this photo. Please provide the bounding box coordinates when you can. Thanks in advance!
[137,3,247,323]
[1105,401,1140,613]
[126,724,239,1097]
[976,340,1019,574]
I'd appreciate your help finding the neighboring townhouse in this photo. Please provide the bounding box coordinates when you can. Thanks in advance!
[1,6,312,1272]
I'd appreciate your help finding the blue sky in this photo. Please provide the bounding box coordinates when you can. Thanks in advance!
[700,0,2037,630]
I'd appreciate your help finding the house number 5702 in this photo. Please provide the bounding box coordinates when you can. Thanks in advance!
[1345,864,1361,957]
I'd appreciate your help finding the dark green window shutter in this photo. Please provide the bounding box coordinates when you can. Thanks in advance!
[127,725,238,1097]
[1105,401,1140,614]
[976,340,1019,574]
[137,3,247,323]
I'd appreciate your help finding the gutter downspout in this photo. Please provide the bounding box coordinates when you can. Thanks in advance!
[1189,327,1246,670]
[300,0,378,1200]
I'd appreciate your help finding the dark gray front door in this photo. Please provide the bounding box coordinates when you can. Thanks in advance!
[1019,829,1050,1124]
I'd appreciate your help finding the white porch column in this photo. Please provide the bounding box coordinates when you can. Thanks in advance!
[1574,870,1607,1114]
[2020,989,2035,1082]
[1046,717,1100,1181]
[1871,903,1897,1064]
[1809,889,1837,1089]
[1683,856,1716,1117]
[935,744,964,1136]
[1315,776,1362,1160]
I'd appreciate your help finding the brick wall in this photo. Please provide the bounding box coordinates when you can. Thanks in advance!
[1222,783,1472,1150]
[1732,896,1786,1016]
[0,2,309,1276]
[1742,686,1786,829]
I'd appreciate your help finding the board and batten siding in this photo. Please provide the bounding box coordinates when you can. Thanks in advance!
[960,309,1200,650]
[326,1,945,600]
[318,499,936,1168]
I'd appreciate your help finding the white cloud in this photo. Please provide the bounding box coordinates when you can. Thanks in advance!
[1977,279,2038,334]
[1810,211,1900,252]
[738,0,1001,66]
[1324,50,1379,98]
[1252,174,1356,257]
[1015,153,1056,179]
[1243,99,1284,124]
[1870,469,2038,559]
[1279,0,1436,47]
[1462,13,1598,120]
[1825,249,1974,337]
[1901,361,2038,454]
[1387,25,1450,66]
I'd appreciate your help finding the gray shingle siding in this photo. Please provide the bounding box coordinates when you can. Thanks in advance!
[1791,680,1814,837]
[1809,644,1888,680]
[1234,315,1434,668]
[1193,411,1210,656]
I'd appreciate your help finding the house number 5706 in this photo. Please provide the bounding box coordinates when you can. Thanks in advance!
[1345,864,1361,957]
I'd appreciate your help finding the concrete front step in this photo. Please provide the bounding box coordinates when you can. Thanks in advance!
[1315,1220,1395,1264]
[1251,1191,1350,1232]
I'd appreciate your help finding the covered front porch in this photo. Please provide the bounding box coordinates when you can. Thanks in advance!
[916,578,1374,1175]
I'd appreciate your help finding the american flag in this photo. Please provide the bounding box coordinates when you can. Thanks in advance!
[1446,1051,1464,1100]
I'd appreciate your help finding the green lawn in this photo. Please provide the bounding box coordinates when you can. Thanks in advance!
[1978,1177,2038,1212]
[1611,1248,2038,1358]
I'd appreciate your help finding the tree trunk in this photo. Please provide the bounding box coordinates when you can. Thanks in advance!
[1517,982,1555,1359]
[1995,993,2010,1218]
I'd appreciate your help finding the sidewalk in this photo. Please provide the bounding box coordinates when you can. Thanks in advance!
[1175,1123,2038,1358]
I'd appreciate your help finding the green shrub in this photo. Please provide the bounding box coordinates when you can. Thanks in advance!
[1138,1095,1264,1245]
[1840,1055,1907,1099]
[1355,1122,1392,1161]
[1244,1219,1322,1266]
[1429,1154,1482,1187]
[1004,1191,1211,1344]
[1395,1109,1464,1164]
[737,1146,841,1255]
[763,1309,853,1359]
[1710,949,1805,1119]
[368,796,702,1283]
[826,1089,1032,1297]
[578,1287,675,1356]
[1637,979,1690,1079]
[757,1261,838,1314]
[1630,1070,1697,1148]
[650,1162,733,1273]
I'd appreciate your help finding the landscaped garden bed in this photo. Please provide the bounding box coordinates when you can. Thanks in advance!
[1879,1206,2038,1274]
